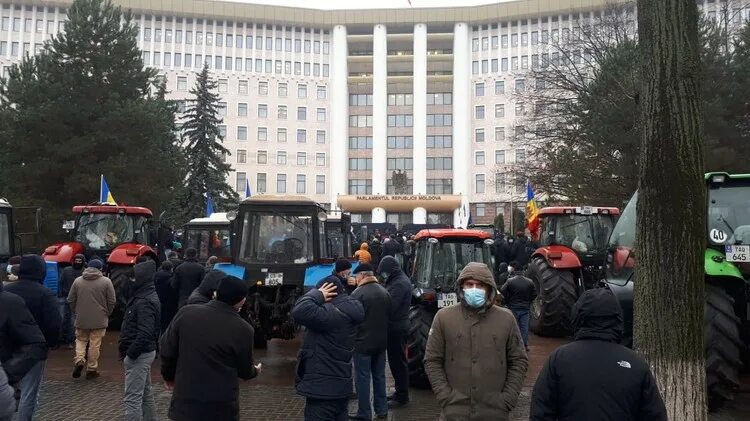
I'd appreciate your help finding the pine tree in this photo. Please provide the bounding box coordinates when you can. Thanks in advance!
[179,63,238,222]
[0,0,185,243]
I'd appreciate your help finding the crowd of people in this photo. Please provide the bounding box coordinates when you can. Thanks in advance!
[0,240,669,421]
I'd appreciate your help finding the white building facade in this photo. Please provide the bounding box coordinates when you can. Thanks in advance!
[2,0,749,228]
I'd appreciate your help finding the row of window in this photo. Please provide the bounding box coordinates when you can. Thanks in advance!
[178,78,327,100]
[0,16,62,34]
[248,151,327,166]
[151,51,329,75]
[236,173,326,195]
[0,40,41,56]
[474,126,528,142]
[471,28,569,52]
[474,103,527,119]
[202,102,328,122]
[347,135,453,149]
[212,125,327,143]
[472,50,589,75]
[141,28,330,55]
[475,173,528,195]
[387,114,413,127]
[474,149,526,165]
[348,93,453,107]
[346,179,454,195]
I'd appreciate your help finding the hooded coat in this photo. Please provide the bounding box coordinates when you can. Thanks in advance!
[0,280,47,385]
[5,255,61,347]
[67,266,116,330]
[292,277,365,400]
[153,268,178,331]
[187,270,226,305]
[424,262,528,421]
[378,256,411,334]
[58,254,85,298]
[171,258,206,308]
[530,288,667,421]
[119,261,161,360]
[353,243,372,264]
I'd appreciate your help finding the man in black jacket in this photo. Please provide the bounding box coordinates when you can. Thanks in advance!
[500,261,537,351]
[5,255,61,421]
[171,248,205,308]
[119,260,161,421]
[153,261,177,331]
[377,256,411,407]
[161,276,259,421]
[530,288,666,421]
[349,263,391,420]
[186,270,227,305]
[57,254,85,347]
[320,258,354,296]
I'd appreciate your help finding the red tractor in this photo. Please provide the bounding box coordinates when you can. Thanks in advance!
[526,206,619,337]
[43,204,160,325]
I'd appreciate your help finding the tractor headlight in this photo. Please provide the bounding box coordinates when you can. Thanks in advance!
[711,174,726,184]
[226,210,238,221]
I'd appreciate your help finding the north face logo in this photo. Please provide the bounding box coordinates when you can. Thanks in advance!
[617,360,632,369]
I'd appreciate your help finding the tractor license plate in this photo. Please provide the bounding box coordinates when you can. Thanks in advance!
[437,293,457,308]
[265,272,284,286]
[725,245,750,263]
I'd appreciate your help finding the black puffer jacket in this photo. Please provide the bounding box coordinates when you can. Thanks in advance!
[0,281,47,385]
[58,255,85,298]
[187,270,226,305]
[378,256,411,334]
[5,255,61,347]
[500,274,537,310]
[119,261,161,360]
[530,288,667,421]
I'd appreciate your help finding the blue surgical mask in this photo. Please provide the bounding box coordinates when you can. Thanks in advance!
[463,287,487,308]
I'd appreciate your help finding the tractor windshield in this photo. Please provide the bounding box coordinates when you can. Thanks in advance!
[239,211,314,264]
[326,222,346,258]
[541,214,614,253]
[75,213,149,251]
[0,212,10,257]
[185,227,231,261]
[708,178,750,246]
[414,239,494,291]
[606,193,637,286]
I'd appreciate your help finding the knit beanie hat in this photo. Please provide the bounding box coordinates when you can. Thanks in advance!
[216,276,248,306]
[335,258,352,273]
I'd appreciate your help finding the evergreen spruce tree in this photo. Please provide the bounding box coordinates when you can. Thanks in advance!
[0,0,185,242]
[179,63,237,222]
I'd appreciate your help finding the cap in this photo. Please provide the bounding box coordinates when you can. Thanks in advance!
[335,258,352,273]
[88,259,104,270]
[353,263,374,274]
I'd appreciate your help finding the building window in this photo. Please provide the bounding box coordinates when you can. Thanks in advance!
[495,81,504,96]
[475,151,485,165]
[297,129,307,143]
[298,84,307,98]
[277,174,287,193]
[495,173,506,193]
[472,61,479,74]
[238,103,248,117]
[259,81,268,95]
[217,102,227,117]
[316,175,326,194]
[277,151,287,165]
[349,158,373,171]
[475,82,484,96]
[317,108,327,122]
[278,105,288,119]
[515,79,525,93]
[516,149,526,164]
[495,104,505,118]
[426,135,453,148]
[296,175,306,193]
[257,173,267,193]
[297,107,307,121]
[278,83,288,97]
[258,104,268,119]
[495,127,506,141]
[426,93,452,105]
[472,38,479,52]
[387,115,414,127]
[476,174,485,194]
[177,76,187,91]
[515,102,525,117]
[257,127,267,141]
[387,136,414,149]
[495,150,506,164]
[237,126,248,141]
[349,136,373,149]
[277,128,287,142]
[237,149,247,164]
[350,94,374,106]
[426,179,453,194]
[475,106,485,120]
[316,153,326,166]
[426,157,452,170]
[348,179,373,195]
[475,128,485,143]
[349,115,374,127]
[426,114,452,127]
[236,172,246,193]
[317,85,327,99]
[476,203,486,217]
[387,158,413,170]
[316,130,326,144]
[218,125,227,139]
[257,150,267,164]
[218,79,228,94]
[297,152,307,166]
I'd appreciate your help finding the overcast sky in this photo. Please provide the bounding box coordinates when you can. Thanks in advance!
[215,0,515,10]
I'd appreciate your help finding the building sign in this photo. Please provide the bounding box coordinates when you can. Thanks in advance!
[338,194,462,212]
[355,195,443,201]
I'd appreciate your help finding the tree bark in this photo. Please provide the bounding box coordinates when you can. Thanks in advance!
[635,0,707,420]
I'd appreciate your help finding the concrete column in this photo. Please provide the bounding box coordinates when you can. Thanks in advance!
[413,207,427,224]
[413,23,428,197]
[452,22,471,228]
[372,24,388,195]
[372,207,386,223]
[330,25,349,207]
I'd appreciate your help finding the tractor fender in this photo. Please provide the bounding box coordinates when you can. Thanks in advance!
[108,243,158,265]
[532,245,582,270]
[42,242,85,264]
[705,248,744,280]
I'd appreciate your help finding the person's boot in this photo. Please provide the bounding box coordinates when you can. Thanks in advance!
[72,362,84,379]
[85,370,100,380]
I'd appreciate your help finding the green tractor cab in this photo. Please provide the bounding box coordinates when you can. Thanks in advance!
[604,172,750,411]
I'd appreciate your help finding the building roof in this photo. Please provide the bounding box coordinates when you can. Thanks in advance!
[414,228,492,241]
[30,0,626,27]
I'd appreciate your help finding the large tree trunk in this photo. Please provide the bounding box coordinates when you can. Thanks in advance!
[635,0,707,420]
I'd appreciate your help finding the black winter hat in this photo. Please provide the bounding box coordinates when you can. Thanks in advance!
[353,263,374,274]
[88,259,104,270]
[334,258,352,273]
[216,276,248,306]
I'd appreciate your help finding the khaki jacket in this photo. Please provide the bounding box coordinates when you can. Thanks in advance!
[424,303,528,421]
[68,268,116,329]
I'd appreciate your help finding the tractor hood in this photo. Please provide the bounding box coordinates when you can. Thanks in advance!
[705,248,743,280]
[43,242,86,264]
[108,243,157,266]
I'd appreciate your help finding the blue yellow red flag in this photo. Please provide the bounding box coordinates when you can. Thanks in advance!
[526,181,539,237]
[99,175,117,205]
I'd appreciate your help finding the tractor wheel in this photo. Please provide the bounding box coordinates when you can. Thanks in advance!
[108,265,133,330]
[527,257,578,337]
[705,283,743,411]
[407,304,434,389]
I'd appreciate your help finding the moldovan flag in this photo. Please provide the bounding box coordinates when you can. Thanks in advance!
[99,175,117,205]
[526,180,539,238]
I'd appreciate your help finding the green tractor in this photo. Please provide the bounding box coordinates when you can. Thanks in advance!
[605,172,750,410]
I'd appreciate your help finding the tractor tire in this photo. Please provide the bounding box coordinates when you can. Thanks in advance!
[407,304,434,389]
[108,265,133,330]
[705,284,743,411]
[527,257,578,337]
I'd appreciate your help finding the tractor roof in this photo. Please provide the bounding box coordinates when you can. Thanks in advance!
[539,206,620,216]
[414,229,492,241]
[185,212,229,226]
[72,204,153,217]
[240,195,321,208]
[705,172,750,181]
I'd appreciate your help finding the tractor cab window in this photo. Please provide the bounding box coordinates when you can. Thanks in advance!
[239,212,314,264]
[551,214,613,253]
[326,222,345,258]
[0,212,10,256]
[186,228,231,260]
[708,179,750,246]
[75,213,149,251]
[607,193,637,286]
[414,239,493,290]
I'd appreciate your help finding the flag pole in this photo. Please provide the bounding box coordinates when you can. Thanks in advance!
[99,174,103,204]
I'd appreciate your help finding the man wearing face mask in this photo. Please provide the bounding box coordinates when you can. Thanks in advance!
[424,262,528,420]
[57,254,86,348]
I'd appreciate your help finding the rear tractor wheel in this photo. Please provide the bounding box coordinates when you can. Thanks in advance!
[527,257,578,337]
[407,304,434,389]
[705,283,743,411]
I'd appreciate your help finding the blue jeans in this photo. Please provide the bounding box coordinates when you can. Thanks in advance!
[58,297,75,344]
[16,360,45,421]
[353,351,387,419]
[124,351,156,421]
[511,308,530,348]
